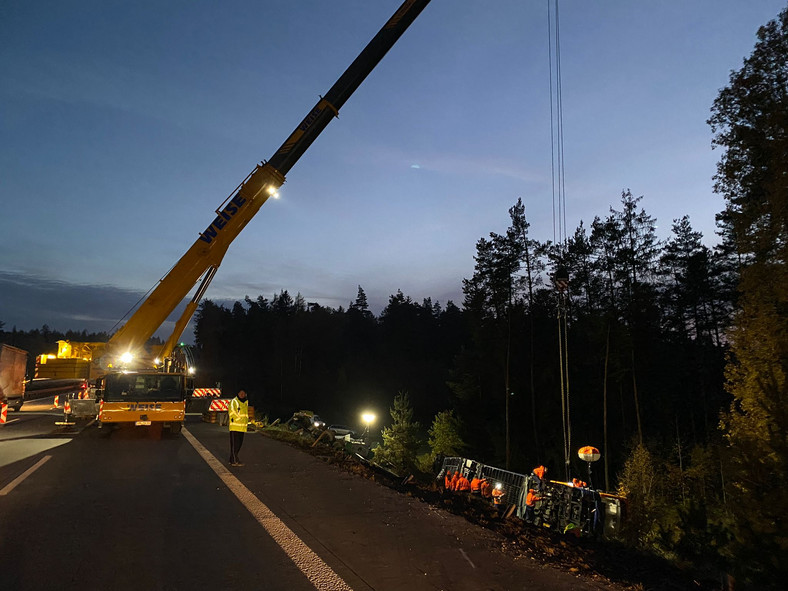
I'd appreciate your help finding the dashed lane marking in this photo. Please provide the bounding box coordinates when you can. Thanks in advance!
[182,427,353,591]
[0,455,52,496]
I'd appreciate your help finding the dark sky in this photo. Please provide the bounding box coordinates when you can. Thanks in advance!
[2,0,785,339]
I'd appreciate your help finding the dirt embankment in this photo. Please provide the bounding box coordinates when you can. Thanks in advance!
[260,428,721,591]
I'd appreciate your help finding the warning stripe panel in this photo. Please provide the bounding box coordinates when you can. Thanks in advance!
[208,399,230,411]
[192,388,222,397]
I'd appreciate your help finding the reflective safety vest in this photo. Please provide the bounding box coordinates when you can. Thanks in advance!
[492,488,505,505]
[456,476,471,492]
[470,477,481,493]
[480,480,493,498]
[229,397,249,433]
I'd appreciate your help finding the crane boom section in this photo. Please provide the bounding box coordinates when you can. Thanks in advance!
[108,164,285,357]
[268,0,431,176]
[106,0,431,362]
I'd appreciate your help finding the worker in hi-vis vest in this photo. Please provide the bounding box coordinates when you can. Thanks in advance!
[229,389,249,467]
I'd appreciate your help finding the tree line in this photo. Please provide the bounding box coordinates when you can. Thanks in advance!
[192,189,732,482]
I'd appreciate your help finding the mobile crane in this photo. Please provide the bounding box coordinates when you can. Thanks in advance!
[46,0,432,432]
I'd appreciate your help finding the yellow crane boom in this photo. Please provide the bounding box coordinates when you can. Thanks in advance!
[99,0,431,368]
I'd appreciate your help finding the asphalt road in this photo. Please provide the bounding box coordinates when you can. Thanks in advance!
[0,413,615,591]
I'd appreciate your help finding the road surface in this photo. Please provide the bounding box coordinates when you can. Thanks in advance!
[0,409,617,590]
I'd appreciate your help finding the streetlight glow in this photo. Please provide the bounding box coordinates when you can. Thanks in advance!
[360,411,376,440]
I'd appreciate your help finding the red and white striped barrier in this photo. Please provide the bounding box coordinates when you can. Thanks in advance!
[55,398,75,426]
[208,399,230,411]
[0,404,7,425]
[193,388,222,398]
[53,395,59,408]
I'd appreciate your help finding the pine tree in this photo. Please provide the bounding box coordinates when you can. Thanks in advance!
[428,410,465,458]
[374,392,421,475]
[709,6,788,586]
[350,285,371,315]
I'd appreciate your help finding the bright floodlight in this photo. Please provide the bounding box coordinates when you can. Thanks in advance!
[120,352,133,365]
[188,367,196,375]
[267,186,280,199]
[153,358,161,365]
[361,412,376,426]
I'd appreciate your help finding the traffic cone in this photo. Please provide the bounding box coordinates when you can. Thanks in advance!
[1,404,7,425]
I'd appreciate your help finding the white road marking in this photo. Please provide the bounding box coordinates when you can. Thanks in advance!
[0,439,70,468]
[0,455,52,496]
[182,427,353,591]
[459,548,476,569]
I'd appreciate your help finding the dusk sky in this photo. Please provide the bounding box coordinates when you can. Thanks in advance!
[2,0,786,341]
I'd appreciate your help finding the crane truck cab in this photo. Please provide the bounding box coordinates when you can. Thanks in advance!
[95,371,190,434]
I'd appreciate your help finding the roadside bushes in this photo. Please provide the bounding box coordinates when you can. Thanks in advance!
[373,394,468,479]
[616,440,735,582]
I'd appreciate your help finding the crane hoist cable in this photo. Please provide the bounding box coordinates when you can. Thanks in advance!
[548,0,572,480]
[548,0,568,249]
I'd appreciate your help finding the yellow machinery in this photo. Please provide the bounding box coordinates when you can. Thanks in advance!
[42,0,432,431]
[96,372,186,434]
[36,341,104,379]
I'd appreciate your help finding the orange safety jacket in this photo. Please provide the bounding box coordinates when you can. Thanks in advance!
[470,477,481,493]
[449,472,460,491]
[456,476,471,492]
[526,489,541,507]
[492,488,505,505]
[444,471,453,489]
[480,480,493,498]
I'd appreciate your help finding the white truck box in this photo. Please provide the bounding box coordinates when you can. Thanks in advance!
[1,344,28,411]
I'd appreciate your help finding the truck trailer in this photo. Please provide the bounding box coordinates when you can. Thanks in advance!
[0,344,28,412]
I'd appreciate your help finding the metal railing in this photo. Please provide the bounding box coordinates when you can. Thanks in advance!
[439,456,528,511]
[438,456,625,537]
